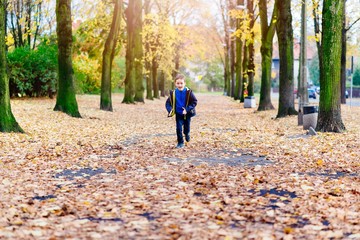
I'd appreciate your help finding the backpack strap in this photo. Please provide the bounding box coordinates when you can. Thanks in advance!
[186,88,191,107]
[168,89,176,117]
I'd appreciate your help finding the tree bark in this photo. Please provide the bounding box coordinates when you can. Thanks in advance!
[240,42,248,103]
[234,0,244,101]
[54,0,81,118]
[340,1,346,104]
[247,0,255,97]
[275,0,297,118]
[159,71,165,97]
[316,0,345,132]
[123,0,143,103]
[133,0,144,102]
[0,0,23,133]
[152,57,159,98]
[144,0,153,100]
[100,0,122,111]
[230,16,235,98]
[258,0,277,111]
[234,36,242,101]
[221,0,230,96]
[312,0,323,71]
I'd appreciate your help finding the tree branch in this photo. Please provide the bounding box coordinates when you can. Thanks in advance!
[346,17,360,32]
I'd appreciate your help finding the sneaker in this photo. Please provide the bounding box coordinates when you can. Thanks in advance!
[176,143,184,148]
[185,134,190,142]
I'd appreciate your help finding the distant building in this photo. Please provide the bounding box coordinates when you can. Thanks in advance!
[271,39,316,91]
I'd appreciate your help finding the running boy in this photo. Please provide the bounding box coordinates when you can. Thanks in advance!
[166,74,197,148]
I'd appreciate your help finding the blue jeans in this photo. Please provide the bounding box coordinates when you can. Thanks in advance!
[175,114,191,144]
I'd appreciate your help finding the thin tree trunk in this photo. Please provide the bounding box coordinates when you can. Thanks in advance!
[32,2,42,50]
[26,0,31,48]
[144,0,153,100]
[133,0,144,102]
[0,0,23,133]
[241,42,248,103]
[159,71,165,97]
[234,36,242,100]
[259,43,274,110]
[123,41,135,103]
[230,18,235,98]
[312,0,323,71]
[16,3,24,47]
[316,0,345,132]
[123,1,136,103]
[152,57,159,98]
[225,47,230,96]
[172,48,180,90]
[258,0,277,111]
[247,0,255,97]
[220,0,230,96]
[145,61,153,100]
[340,1,346,104]
[275,0,297,118]
[54,0,81,118]
[100,0,122,111]
[234,0,244,101]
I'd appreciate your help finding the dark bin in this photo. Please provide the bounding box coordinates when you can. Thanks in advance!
[245,96,255,99]
[302,106,318,130]
[303,106,318,115]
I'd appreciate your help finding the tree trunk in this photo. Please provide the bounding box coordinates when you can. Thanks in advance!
[258,0,277,111]
[144,1,153,100]
[123,40,135,103]
[145,61,153,100]
[159,71,165,97]
[224,41,231,96]
[54,0,81,118]
[275,0,297,118]
[234,36,242,101]
[312,0,323,73]
[247,0,255,97]
[316,0,345,133]
[152,58,159,98]
[100,0,122,111]
[26,0,31,47]
[0,0,23,133]
[123,0,143,103]
[340,2,346,104]
[234,0,244,101]
[258,43,274,110]
[221,0,230,96]
[133,0,144,102]
[230,18,235,98]
[240,42,248,103]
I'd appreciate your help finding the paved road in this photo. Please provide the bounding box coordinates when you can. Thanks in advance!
[346,98,360,107]
[270,92,360,107]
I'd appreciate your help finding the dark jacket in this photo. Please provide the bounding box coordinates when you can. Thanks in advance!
[166,87,197,117]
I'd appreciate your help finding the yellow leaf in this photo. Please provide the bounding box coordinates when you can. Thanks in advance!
[316,159,324,166]
[284,227,294,234]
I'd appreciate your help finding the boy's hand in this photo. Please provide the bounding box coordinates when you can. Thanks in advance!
[182,107,187,115]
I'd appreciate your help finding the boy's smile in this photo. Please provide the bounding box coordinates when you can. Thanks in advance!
[175,79,185,91]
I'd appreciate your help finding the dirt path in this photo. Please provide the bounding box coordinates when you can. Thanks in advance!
[0,94,359,239]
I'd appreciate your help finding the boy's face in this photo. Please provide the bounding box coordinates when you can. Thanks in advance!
[175,79,185,91]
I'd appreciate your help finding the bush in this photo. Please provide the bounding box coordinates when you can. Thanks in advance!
[7,43,58,97]
[73,53,101,94]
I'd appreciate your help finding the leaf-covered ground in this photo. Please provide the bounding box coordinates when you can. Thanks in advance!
[1,94,359,239]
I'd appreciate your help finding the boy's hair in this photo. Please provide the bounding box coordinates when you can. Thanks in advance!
[175,74,185,81]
